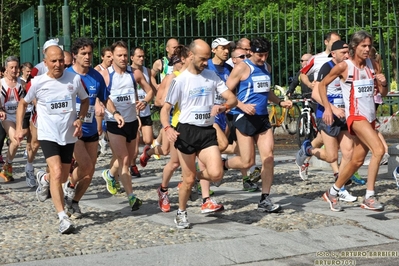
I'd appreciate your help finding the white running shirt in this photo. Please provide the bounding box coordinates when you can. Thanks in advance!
[24,71,88,145]
[340,58,376,122]
[137,67,151,117]
[165,69,228,127]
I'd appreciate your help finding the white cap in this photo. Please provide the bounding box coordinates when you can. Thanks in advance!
[211,38,233,49]
[43,38,59,52]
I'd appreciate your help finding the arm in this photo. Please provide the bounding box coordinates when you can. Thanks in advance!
[103,98,125,128]
[372,59,388,97]
[312,82,345,119]
[134,70,154,111]
[14,98,29,146]
[151,59,162,88]
[286,71,300,96]
[155,74,174,107]
[319,62,347,125]
[160,102,179,142]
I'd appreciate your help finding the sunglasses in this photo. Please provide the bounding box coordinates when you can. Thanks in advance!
[235,54,247,59]
[300,59,308,62]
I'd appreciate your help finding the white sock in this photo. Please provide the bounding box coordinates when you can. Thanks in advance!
[26,162,34,171]
[58,211,67,220]
[365,190,375,199]
[330,184,340,196]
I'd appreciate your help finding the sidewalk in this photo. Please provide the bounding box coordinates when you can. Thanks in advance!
[1,147,399,266]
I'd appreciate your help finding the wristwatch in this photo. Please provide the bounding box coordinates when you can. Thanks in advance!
[142,101,148,106]
[77,116,85,123]
[113,110,121,116]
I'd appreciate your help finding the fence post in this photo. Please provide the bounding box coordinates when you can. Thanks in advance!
[62,0,71,52]
[38,0,46,61]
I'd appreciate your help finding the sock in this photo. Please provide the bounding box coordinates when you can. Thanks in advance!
[261,193,269,201]
[340,186,346,191]
[160,186,168,192]
[330,184,340,196]
[109,171,115,180]
[58,211,67,220]
[177,209,186,214]
[365,190,375,199]
[26,162,34,171]
[203,197,210,203]
[128,193,135,199]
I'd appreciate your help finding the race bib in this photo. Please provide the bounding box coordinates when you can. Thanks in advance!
[214,92,225,105]
[76,103,95,123]
[110,88,135,105]
[333,98,344,108]
[4,101,18,114]
[46,95,73,114]
[187,105,212,125]
[137,87,146,101]
[252,76,271,93]
[353,79,374,98]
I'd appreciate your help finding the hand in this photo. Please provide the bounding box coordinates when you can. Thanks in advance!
[73,120,83,138]
[375,73,387,88]
[211,105,226,116]
[331,106,345,119]
[136,101,147,111]
[240,103,256,115]
[165,127,180,142]
[14,129,24,147]
[322,108,334,126]
[114,113,125,128]
[95,102,105,117]
[0,111,6,121]
[280,100,293,109]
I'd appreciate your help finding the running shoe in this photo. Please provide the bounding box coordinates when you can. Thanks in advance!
[151,140,161,160]
[0,163,13,182]
[157,187,170,212]
[257,195,281,213]
[101,169,118,195]
[129,165,141,178]
[380,153,390,165]
[201,198,224,214]
[295,140,312,167]
[338,189,357,202]
[63,180,76,205]
[322,190,343,212]
[23,149,28,159]
[65,202,82,219]
[139,145,151,167]
[174,210,190,229]
[249,167,261,183]
[392,166,399,189]
[350,172,366,185]
[36,170,50,202]
[197,183,215,196]
[115,181,122,193]
[129,194,143,211]
[59,216,75,234]
[99,137,108,155]
[360,195,384,211]
[25,165,36,187]
[243,178,259,192]
[298,163,309,181]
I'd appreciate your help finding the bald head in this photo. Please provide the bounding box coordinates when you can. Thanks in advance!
[188,39,211,73]
[300,53,312,67]
[44,46,65,78]
[166,38,179,57]
[64,51,73,67]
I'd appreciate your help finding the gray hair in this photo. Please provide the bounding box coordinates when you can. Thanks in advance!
[349,31,373,57]
[5,56,19,67]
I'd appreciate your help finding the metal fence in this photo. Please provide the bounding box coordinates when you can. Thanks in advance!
[23,0,399,89]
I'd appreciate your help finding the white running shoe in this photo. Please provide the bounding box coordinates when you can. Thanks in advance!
[392,166,399,189]
[298,163,309,180]
[380,153,390,165]
[338,189,357,202]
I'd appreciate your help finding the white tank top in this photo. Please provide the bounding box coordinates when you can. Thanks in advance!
[137,67,151,117]
[340,59,376,122]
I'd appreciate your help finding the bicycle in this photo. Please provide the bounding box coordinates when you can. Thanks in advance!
[293,93,318,147]
[268,85,301,134]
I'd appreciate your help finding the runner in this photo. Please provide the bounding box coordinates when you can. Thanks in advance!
[161,39,237,228]
[15,45,89,234]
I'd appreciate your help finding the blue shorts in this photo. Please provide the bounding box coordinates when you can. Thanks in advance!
[214,113,227,132]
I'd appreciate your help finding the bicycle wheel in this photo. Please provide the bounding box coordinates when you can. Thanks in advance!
[296,113,309,147]
[285,104,301,135]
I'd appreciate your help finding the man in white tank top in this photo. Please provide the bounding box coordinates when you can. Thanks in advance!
[318,31,388,212]
[99,41,153,212]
